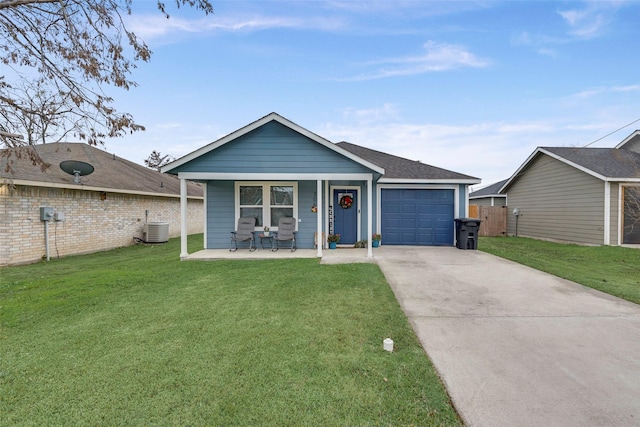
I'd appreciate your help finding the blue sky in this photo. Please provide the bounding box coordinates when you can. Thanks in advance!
[103,0,640,188]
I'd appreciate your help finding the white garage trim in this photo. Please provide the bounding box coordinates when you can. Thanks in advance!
[377,183,460,245]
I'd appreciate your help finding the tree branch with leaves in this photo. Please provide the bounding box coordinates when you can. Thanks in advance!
[0,0,213,151]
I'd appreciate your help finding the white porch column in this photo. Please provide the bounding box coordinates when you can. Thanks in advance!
[180,177,188,259]
[316,179,323,257]
[367,175,373,258]
[604,181,611,245]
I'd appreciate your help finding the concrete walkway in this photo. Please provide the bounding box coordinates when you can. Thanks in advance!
[375,246,640,427]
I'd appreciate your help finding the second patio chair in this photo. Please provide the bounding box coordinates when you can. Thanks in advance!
[273,217,297,252]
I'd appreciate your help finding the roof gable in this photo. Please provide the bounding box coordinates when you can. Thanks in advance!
[616,130,640,153]
[162,112,384,175]
[502,146,640,192]
[1,143,203,197]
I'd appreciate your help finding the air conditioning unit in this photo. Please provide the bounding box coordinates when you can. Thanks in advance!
[144,222,169,243]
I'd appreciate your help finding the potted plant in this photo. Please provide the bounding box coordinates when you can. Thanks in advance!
[263,226,270,237]
[372,233,382,247]
[327,234,340,249]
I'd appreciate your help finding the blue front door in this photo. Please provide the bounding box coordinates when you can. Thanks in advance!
[333,189,358,245]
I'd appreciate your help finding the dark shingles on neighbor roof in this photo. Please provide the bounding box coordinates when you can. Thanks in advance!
[543,147,640,179]
[470,179,509,197]
[1,143,203,197]
[337,141,479,180]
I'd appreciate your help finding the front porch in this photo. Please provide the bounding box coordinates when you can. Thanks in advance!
[185,247,378,264]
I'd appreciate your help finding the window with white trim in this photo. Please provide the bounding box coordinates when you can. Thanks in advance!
[236,182,297,229]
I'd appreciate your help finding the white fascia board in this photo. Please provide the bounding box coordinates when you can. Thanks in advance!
[3,179,204,199]
[162,112,385,175]
[469,194,505,199]
[605,177,640,183]
[378,178,481,185]
[177,172,375,181]
[615,130,640,149]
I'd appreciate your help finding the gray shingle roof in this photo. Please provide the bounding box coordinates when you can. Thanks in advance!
[1,143,203,197]
[542,147,640,179]
[336,141,479,181]
[470,179,509,197]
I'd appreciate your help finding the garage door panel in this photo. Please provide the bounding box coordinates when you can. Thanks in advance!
[402,204,417,214]
[382,189,454,246]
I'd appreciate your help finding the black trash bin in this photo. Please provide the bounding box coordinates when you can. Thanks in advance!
[454,218,482,250]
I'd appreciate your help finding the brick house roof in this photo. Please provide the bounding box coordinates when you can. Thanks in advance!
[1,143,203,197]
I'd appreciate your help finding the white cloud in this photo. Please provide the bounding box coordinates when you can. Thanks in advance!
[343,40,491,81]
[567,84,640,100]
[126,13,346,42]
[558,5,610,39]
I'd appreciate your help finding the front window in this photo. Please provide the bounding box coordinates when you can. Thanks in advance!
[270,186,294,227]
[236,182,297,229]
[239,185,264,227]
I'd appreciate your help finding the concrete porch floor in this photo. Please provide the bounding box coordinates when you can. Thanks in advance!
[185,246,378,264]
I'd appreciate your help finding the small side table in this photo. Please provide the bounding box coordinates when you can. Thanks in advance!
[257,234,274,250]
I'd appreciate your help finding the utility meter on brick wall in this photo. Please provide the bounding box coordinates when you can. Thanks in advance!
[40,207,54,221]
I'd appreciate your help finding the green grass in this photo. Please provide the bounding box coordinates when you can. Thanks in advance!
[480,236,640,304]
[1,235,461,426]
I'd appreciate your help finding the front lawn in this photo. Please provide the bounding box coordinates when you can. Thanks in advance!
[480,236,640,304]
[0,235,461,426]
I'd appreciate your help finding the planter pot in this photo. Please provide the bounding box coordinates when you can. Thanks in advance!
[372,240,380,247]
[263,232,270,237]
[329,242,337,249]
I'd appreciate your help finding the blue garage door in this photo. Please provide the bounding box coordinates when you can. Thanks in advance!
[381,189,454,246]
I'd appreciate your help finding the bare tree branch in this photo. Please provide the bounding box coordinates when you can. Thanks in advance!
[0,0,213,154]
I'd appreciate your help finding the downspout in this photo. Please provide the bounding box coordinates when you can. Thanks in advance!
[180,177,188,259]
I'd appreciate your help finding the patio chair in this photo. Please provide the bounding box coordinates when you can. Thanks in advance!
[273,217,297,252]
[230,217,256,252]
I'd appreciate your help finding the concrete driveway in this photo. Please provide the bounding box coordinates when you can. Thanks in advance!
[374,246,640,427]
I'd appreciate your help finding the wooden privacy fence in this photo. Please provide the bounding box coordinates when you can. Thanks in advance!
[469,205,507,237]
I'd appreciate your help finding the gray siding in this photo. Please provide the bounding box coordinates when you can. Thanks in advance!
[174,121,372,175]
[506,153,605,245]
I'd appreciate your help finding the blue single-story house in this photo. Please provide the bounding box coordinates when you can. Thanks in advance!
[162,113,480,258]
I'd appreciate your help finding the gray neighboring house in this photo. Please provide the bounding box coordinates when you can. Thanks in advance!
[501,130,640,245]
[469,179,508,206]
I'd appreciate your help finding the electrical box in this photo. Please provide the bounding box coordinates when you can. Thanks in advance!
[40,207,54,221]
[54,211,65,221]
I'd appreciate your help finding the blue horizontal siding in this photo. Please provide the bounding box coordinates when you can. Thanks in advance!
[206,181,235,249]
[176,121,372,174]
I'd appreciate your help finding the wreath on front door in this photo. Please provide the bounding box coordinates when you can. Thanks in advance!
[339,194,353,209]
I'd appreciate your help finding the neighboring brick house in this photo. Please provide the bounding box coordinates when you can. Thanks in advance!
[1,143,204,265]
